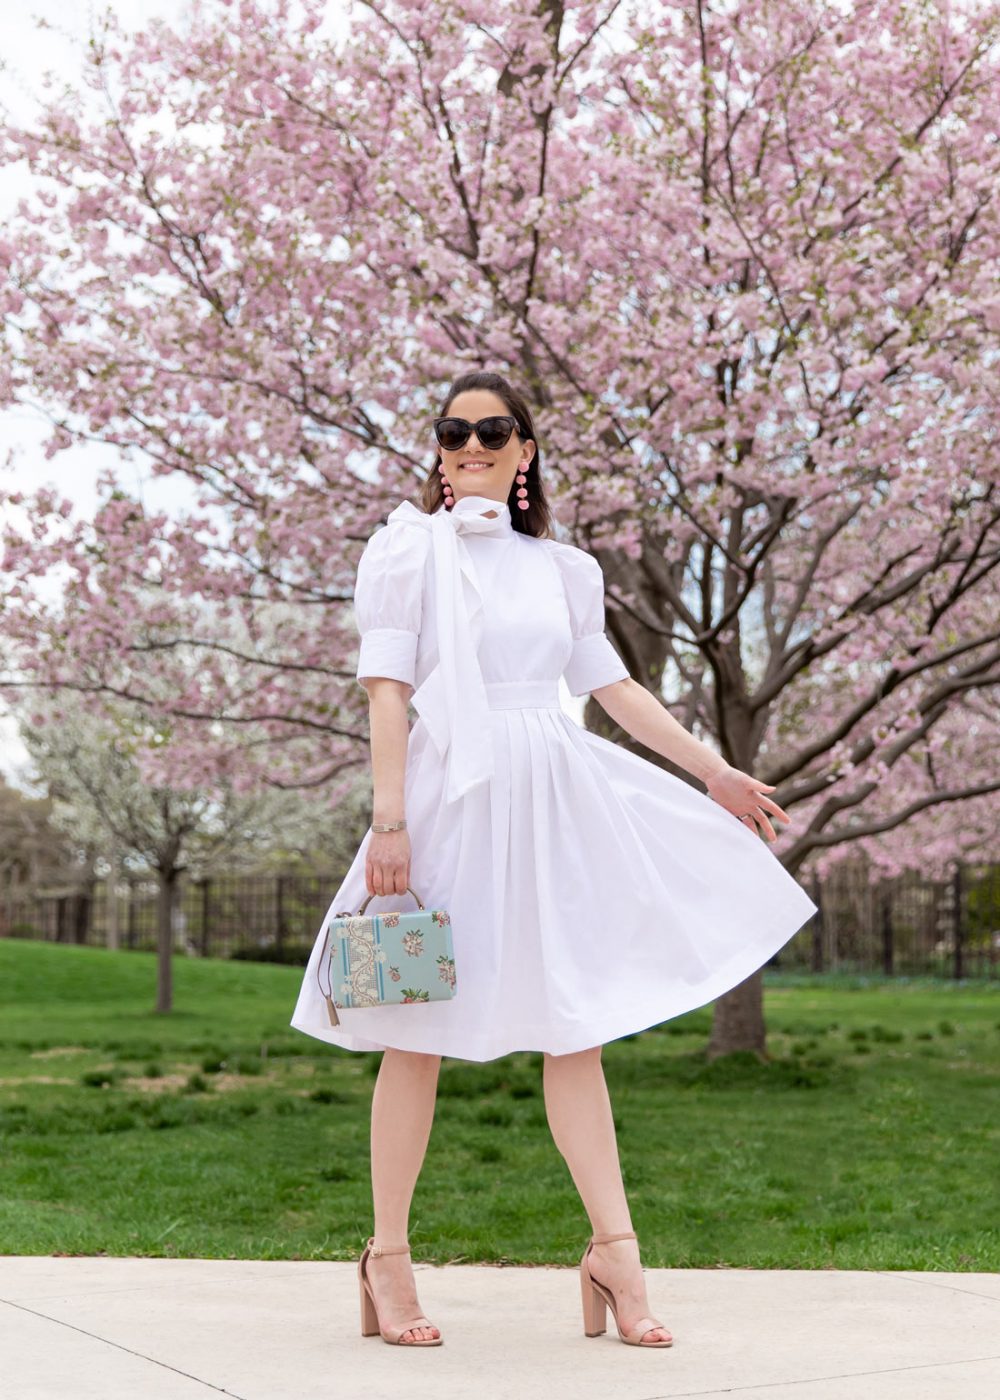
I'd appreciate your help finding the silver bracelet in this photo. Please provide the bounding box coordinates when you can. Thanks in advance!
[371,819,407,832]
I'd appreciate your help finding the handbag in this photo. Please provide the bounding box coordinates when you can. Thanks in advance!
[316,885,457,1026]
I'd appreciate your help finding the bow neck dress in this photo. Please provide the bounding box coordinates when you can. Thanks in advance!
[290,495,817,1061]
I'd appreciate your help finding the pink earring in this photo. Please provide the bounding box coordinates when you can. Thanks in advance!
[515,461,529,511]
[438,460,454,508]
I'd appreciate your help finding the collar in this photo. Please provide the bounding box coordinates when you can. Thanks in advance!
[443,493,514,536]
[382,495,514,803]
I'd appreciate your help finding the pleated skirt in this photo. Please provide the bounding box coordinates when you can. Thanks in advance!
[289,679,818,1061]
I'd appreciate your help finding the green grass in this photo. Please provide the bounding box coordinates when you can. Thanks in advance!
[1,941,998,1270]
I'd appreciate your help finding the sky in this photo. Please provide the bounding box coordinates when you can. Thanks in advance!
[0,1,586,785]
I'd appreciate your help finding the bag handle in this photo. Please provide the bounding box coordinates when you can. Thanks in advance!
[316,886,428,1026]
[339,885,426,919]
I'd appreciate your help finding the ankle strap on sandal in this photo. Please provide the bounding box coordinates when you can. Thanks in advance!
[590,1230,637,1245]
[366,1236,410,1257]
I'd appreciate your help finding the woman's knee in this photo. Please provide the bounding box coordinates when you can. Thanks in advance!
[542,1044,603,1064]
[382,1047,442,1070]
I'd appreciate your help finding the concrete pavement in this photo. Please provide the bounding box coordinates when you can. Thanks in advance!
[2,1254,999,1400]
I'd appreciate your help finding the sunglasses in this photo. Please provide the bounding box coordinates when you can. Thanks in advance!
[433,415,522,452]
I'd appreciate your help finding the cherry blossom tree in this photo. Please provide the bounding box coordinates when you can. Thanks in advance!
[17,689,372,1011]
[1,0,998,1054]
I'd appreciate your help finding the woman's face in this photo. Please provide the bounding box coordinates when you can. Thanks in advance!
[436,389,535,510]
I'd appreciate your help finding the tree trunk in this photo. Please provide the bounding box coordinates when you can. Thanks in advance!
[73,883,94,944]
[706,967,767,1060]
[106,845,121,951]
[706,676,776,1058]
[155,868,178,1013]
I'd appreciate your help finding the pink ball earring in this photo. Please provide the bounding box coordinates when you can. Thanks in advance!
[438,460,454,508]
[515,462,529,511]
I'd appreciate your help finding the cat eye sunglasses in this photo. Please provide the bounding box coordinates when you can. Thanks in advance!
[433,415,523,452]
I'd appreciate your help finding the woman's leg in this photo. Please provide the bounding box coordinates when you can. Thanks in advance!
[542,1045,672,1343]
[366,1047,443,1342]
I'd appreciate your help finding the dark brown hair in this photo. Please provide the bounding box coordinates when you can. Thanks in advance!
[418,370,554,539]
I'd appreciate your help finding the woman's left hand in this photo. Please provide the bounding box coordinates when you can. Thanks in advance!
[704,765,791,842]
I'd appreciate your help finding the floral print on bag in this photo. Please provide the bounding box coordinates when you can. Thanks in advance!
[436,954,456,990]
[402,928,424,957]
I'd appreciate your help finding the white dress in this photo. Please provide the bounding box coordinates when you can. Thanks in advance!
[290,494,817,1062]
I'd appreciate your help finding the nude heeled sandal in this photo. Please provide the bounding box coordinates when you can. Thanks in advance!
[580,1229,674,1346]
[358,1237,443,1346]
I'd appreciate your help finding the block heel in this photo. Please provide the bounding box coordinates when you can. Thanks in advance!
[359,1268,381,1336]
[579,1229,673,1347]
[357,1237,443,1346]
[580,1258,608,1335]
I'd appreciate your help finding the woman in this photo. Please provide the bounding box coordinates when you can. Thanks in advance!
[290,370,817,1349]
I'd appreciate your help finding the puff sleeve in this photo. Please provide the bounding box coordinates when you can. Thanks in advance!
[353,523,429,693]
[552,544,630,697]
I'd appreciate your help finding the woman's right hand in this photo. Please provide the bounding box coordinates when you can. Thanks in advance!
[366,828,411,898]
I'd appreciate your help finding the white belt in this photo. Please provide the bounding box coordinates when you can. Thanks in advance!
[482,680,562,710]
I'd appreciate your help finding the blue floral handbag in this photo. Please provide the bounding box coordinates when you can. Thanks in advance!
[316,886,457,1026]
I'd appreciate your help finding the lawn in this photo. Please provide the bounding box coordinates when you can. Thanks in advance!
[0,940,997,1270]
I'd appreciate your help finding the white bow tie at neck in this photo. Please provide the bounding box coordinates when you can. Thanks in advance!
[381,496,513,804]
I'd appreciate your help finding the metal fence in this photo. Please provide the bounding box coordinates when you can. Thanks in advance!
[0,873,336,963]
[2,861,999,978]
[796,861,1000,979]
